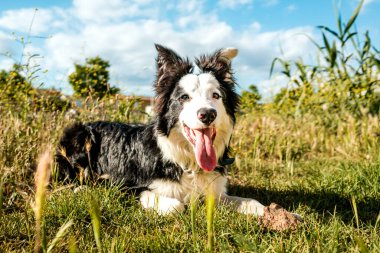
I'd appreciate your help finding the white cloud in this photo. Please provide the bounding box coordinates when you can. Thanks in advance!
[235,26,316,97]
[0,0,318,98]
[0,58,14,71]
[219,0,252,9]
[286,4,297,12]
[237,26,315,70]
[260,0,279,7]
[249,21,262,32]
[72,0,157,22]
[360,0,380,12]
[362,0,376,7]
[0,31,13,53]
[176,0,204,13]
[0,8,67,34]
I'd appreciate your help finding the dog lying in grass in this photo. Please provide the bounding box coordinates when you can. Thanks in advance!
[55,44,302,231]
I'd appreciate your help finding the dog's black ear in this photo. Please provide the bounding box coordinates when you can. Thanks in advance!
[196,48,238,86]
[196,48,240,123]
[153,44,193,135]
[155,44,183,74]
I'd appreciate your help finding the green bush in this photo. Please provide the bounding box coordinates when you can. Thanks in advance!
[0,64,33,102]
[240,84,262,112]
[68,56,119,99]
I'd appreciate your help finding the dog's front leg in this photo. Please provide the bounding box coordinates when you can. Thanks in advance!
[219,195,265,216]
[139,190,185,215]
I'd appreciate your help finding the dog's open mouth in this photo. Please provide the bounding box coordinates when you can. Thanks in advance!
[183,124,216,172]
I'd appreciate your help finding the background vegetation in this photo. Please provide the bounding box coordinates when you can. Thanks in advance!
[1,1,379,252]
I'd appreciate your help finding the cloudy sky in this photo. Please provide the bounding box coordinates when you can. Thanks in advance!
[0,0,379,98]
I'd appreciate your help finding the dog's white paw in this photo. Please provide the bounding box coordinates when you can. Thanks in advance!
[156,198,185,215]
[140,191,185,215]
[237,199,265,216]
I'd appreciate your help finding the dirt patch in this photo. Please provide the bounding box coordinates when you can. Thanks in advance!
[258,203,302,232]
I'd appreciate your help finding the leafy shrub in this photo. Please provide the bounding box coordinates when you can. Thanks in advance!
[68,56,120,99]
[0,64,33,102]
[240,84,262,112]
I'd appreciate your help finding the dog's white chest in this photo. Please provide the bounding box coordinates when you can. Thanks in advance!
[148,171,228,203]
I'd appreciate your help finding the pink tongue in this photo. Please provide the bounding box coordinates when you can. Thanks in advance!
[193,128,217,172]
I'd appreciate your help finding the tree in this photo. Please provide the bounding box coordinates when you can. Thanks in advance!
[0,64,33,100]
[240,84,262,111]
[68,56,119,99]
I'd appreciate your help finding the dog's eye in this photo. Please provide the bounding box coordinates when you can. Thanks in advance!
[179,94,190,101]
[212,93,221,99]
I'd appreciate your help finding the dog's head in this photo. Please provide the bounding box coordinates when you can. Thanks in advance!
[154,44,240,172]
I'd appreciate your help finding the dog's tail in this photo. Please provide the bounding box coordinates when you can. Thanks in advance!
[55,123,98,183]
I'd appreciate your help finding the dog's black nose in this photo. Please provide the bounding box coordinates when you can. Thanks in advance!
[197,108,217,125]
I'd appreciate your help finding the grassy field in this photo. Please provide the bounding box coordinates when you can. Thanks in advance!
[0,102,379,252]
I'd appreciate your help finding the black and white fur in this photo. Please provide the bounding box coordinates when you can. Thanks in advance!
[56,45,270,216]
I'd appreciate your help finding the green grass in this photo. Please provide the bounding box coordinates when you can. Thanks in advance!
[0,106,379,252]
[1,2,379,250]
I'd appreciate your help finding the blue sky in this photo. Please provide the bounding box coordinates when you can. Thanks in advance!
[0,0,379,98]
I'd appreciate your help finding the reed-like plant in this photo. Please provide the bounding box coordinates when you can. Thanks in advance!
[33,150,51,253]
[269,0,380,117]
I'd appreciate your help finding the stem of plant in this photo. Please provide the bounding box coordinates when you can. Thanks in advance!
[206,191,215,252]
[190,193,197,246]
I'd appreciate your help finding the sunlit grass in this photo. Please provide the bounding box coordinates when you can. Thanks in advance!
[0,106,379,252]
[0,1,379,251]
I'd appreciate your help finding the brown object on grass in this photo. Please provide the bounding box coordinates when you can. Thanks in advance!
[258,203,302,232]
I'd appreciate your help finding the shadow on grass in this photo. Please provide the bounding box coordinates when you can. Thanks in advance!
[228,184,379,225]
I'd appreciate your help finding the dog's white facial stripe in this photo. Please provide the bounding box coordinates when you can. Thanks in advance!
[179,73,224,129]
[156,72,233,171]
[182,73,220,95]
[179,74,200,93]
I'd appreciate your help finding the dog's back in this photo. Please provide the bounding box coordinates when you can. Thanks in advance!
[55,122,183,187]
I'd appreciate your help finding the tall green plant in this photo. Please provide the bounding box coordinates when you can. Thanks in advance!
[271,0,380,116]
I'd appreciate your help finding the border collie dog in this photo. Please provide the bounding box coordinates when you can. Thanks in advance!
[56,44,268,216]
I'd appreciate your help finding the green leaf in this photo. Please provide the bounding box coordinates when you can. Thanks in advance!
[330,41,337,68]
[322,32,331,53]
[270,57,291,78]
[337,13,343,37]
[342,32,358,47]
[343,0,364,35]
[269,57,280,77]
[317,25,339,39]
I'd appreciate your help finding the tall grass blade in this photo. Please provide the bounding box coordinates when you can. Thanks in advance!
[269,57,280,78]
[42,220,47,252]
[206,191,216,252]
[0,177,3,214]
[330,41,337,68]
[88,194,102,252]
[317,25,339,39]
[190,193,197,246]
[47,219,74,253]
[33,150,52,253]
[344,0,364,35]
[68,236,78,253]
[351,196,360,228]
[343,32,358,46]
[322,32,331,53]
[337,13,343,37]
[374,213,380,231]
[24,202,31,241]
